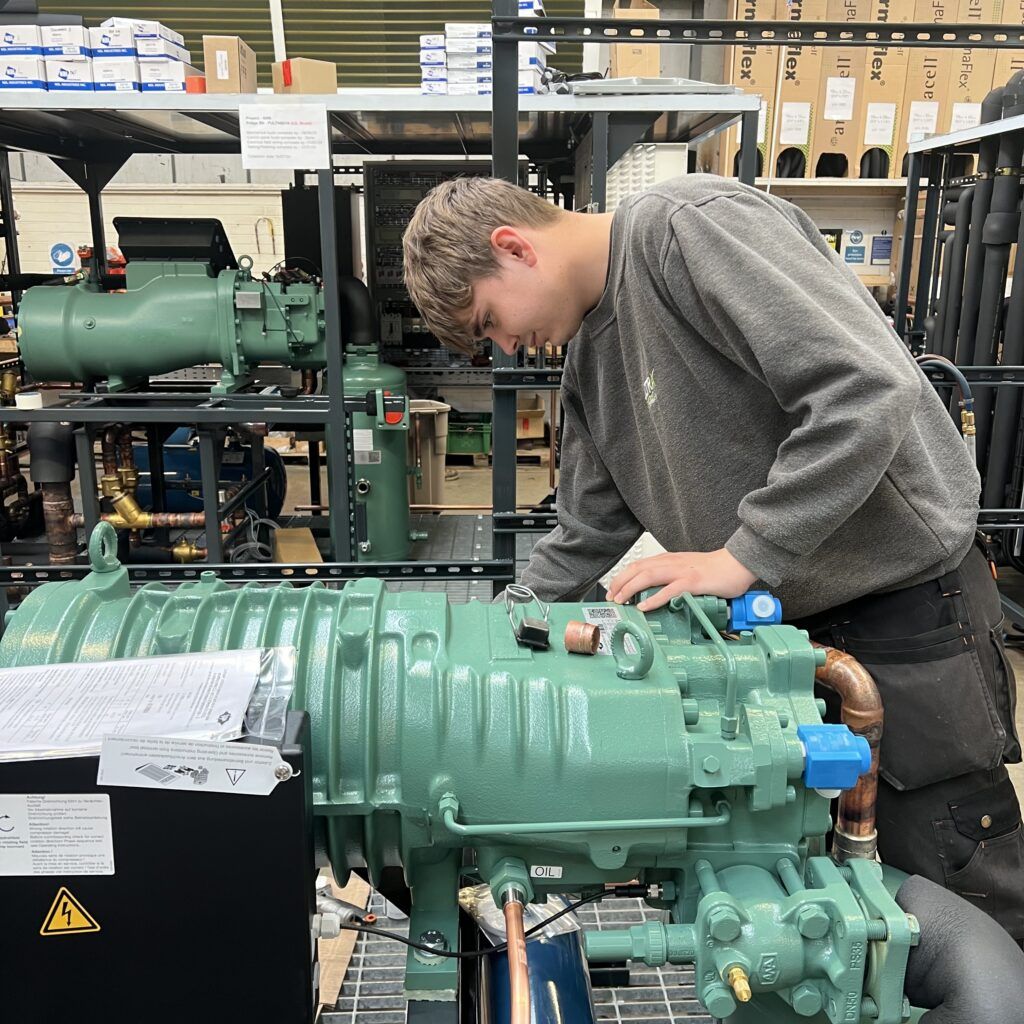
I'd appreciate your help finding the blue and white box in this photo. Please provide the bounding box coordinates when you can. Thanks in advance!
[45,58,94,91]
[0,57,46,90]
[41,25,91,59]
[449,82,492,96]
[139,59,199,92]
[446,54,493,70]
[100,18,185,48]
[419,48,446,66]
[420,79,448,95]
[518,68,546,94]
[136,37,191,62]
[445,38,493,55]
[444,22,492,38]
[448,70,493,85]
[93,57,140,92]
[420,34,445,49]
[0,26,42,56]
[89,25,136,58]
[421,64,449,82]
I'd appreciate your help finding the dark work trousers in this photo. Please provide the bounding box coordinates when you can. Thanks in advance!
[791,543,1024,942]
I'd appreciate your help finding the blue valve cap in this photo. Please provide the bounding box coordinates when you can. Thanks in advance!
[729,591,782,632]
[797,724,872,791]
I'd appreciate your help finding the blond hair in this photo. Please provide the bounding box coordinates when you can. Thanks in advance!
[402,176,562,354]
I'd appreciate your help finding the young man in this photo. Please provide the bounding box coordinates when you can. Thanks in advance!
[403,173,1023,940]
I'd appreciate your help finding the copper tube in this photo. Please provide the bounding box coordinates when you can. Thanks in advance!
[565,620,600,655]
[69,511,206,529]
[301,369,319,395]
[502,899,531,1024]
[813,644,883,861]
[41,482,78,564]
[101,428,120,477]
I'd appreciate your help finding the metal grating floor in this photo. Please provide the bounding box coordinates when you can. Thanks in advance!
[322,894,712,1024]
[328,518,711,1023]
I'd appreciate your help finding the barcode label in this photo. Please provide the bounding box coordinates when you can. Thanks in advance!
[581,605,637,656]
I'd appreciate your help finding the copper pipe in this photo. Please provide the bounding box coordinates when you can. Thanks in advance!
[813,644,883,862]
[502,898,531,1024]
[116,429,134,469]
[41,482,78,564]
[69,511,206,529]
[301,369,319,395]
[565,620,600,655]
[101,428,120,477]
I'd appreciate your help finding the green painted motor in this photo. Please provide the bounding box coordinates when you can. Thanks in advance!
[18,256,327,394]
[0,524,918,1022]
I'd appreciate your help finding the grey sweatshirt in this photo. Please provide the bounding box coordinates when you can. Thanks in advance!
[520,175,979,619]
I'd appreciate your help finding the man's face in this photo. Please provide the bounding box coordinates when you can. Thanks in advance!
[465,225,585,356]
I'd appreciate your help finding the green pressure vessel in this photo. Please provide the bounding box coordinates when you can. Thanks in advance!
[0,525,917,1020]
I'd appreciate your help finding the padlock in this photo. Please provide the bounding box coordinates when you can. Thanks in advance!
[516,616,550,650]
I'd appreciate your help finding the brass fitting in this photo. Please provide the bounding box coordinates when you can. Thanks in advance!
[108,491,152,530]
[100,473,123,500]
[171,539,205,563]
[118,466,140,494]
[0,370,17,403]
[726,966,752,1003]
[961,409,976,437]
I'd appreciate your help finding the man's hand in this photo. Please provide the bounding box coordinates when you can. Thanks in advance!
[607,548,757,612]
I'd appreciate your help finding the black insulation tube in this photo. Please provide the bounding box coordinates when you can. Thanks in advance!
[938,188,975,362]
[337,276,376,348]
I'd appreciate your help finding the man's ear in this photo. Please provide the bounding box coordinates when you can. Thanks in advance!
[490,226,538,267]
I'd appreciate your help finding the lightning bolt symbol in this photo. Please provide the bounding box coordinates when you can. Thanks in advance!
[61,900,72,928]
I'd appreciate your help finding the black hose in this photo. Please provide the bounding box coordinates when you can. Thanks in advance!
[26,421,75,484]
[938,187,975,362]
[967,73,1024,467]
[337,276,376,349]
[931,225,955,356]
[954,86,1006,365]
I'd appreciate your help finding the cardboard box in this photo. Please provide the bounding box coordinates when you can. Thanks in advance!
[45,58,93,91]
[444,22,492,38]
[611,0,660,78]
[994,0,1024,92]
[41,25,90,59]
[421,64,449,81]
[272,528,322,564]
[89,25,136,58]
[421,33,445,48]
[202,35,257,94]
[447,54,493,70]
[139,59,200,92]
[710,0,778,178]
[810,0,871,178]
[772,0,826,179]
[448,82,492,95]
[853,0,912,179]
[100,18,185,48]
[0,56,44,90]
[272,57,338,94]
[945,0,1000,133]
[93,57,140,92]
[448,70,494,84]
[0,25,42,56]
[137,37,191,62]
[893,0,955,177]
[420,48,446,65]
[421,79,449,94]
[445,38,493,54]
[517,395,546,439]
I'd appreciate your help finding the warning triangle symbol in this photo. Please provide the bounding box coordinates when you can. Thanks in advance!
[40,886,101,937]
[225,768,246,787]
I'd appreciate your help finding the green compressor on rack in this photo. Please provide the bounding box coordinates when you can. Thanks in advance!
[1,523,1016,1023]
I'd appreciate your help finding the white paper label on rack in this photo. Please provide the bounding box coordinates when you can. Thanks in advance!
[215,49,230,80]
[863,103,897,146]
[950,102,982,133]
[0,649,263,761]
[738,98,769,147]
[778,102,811,146]
[824,77,856,121]
[0,794,114,876]
[97,735,293,797]
[906,101,939,144]
[239,103,330,170]
[352,428,374,452]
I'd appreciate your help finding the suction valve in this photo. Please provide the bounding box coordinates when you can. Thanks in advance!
[797,724,872,793]
[729,591,782,631]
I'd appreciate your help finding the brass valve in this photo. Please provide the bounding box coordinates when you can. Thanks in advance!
[171,539,205,563]
[726,966,752,1003]
[961,409,976,438]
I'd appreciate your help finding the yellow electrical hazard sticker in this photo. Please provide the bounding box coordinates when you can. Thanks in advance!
[39,886,101,937]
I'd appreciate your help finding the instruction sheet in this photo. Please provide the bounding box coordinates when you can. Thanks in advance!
[0,649,264,761]
[0,794,114,876]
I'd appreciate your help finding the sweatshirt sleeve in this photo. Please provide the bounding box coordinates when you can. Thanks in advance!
[663,192,924,586]
[519,380,642,602]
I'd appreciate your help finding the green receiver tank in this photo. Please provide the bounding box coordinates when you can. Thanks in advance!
[0,524,919,1022]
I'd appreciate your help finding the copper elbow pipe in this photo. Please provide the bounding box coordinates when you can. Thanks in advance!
[502,898,531,1024]
[301,369,318,395]
[101,428,120,476]
[812,644,883,862]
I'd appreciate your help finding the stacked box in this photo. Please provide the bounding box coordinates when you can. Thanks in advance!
[41,24,92,92]
[92,18,190,94]
[0,25,42,56]
[0,57,45,91]
[420,32,447,94]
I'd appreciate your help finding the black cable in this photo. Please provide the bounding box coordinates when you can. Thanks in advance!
[338,887,617,960]
[268,255,322,275]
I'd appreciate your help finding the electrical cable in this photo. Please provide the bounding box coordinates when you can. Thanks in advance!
[336,888,618,960]
[258,279,305,352]
[268,255,322,276]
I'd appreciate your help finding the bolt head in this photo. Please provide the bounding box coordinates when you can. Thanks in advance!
[791,983,823,1017]
[796,904,830,940]
[708,905,742,942]
[702,754,721,774]
[274,763,293,781]
[702,984,737,1019]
